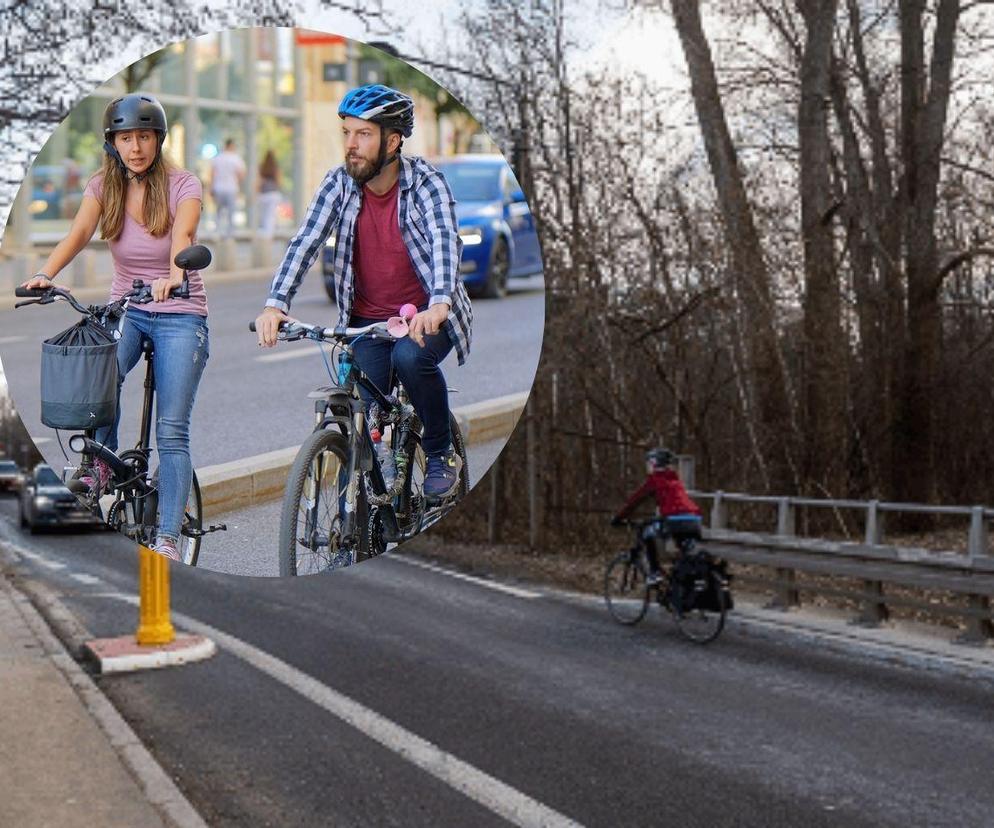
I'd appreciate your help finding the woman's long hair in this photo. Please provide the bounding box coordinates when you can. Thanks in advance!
[259,150,280,182]
[95,140,176,241]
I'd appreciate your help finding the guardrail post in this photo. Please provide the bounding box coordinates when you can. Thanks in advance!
[136,544,175,645]
[967,507,989,561]
[710,492,727,530]
[865,500,883,545]
[956,595,994,646]
[767,498,799,610]
[854,579,889,627]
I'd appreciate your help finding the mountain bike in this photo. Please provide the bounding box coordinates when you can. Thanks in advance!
[249,316,469,576]
[605,519,732,643]
[14,244,226,565]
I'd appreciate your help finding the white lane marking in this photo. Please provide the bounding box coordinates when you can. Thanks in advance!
[389,555,543,599]
[70,573,102,585]
[101,592,582,828]
[28,436,52,445]
[37,557,67,570]
[0,335,26,344]
[255,347,326,364]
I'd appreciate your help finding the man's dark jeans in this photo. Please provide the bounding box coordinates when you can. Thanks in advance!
[349,315,453,457]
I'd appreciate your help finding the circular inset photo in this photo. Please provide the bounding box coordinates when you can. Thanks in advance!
[0,28,544,576]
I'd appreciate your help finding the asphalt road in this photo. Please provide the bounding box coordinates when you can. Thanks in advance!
[0,271,544,469]
[3,496,994,828]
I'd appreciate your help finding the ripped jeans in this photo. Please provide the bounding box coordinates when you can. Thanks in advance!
[94,308,209,541]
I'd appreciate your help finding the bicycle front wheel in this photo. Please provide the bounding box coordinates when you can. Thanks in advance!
[604,552,650,625]
[673,570,727,644]
[279,429,350,576]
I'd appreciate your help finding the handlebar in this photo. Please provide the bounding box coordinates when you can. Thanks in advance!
[248,318,397,341]
[15,278,189,313]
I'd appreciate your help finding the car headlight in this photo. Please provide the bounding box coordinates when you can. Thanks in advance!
[459,227,484,246]
[34,496,53,508]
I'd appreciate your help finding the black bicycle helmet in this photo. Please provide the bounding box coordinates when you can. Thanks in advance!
[338,84,414,137]
[646,447,676,468]
[103,93,168,138]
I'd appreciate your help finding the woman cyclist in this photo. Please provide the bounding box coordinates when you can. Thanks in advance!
[21,93,209,561]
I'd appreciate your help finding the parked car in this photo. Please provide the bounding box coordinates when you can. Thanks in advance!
[19,463,100,533]
[0,460,21,494]
[321,154,543,301]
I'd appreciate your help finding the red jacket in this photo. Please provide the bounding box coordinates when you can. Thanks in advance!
[616,469,701,519]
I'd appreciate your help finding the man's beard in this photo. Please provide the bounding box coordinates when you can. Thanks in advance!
[345,154,376,182]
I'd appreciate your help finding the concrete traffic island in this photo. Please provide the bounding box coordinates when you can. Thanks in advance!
[83,545,217,675]
[83,633,216,675]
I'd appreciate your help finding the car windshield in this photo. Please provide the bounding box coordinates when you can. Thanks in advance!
[436,163,502,202]
[35,467,61,486]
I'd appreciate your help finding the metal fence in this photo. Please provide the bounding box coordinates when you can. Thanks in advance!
[688,489,994,644]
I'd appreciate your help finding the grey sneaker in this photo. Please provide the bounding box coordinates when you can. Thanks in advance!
[424,447,463,501]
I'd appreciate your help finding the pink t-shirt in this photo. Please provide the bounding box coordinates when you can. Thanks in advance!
[84,169,208,316]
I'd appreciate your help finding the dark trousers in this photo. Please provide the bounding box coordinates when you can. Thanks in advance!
[349,315,454,456]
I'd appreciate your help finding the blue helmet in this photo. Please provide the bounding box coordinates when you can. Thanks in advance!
[338,84,414,137]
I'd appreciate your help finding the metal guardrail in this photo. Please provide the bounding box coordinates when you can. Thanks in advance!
[687,489,994,644]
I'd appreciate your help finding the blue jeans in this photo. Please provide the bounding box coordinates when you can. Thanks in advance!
[95,309,209,541]
[350,314,453,456]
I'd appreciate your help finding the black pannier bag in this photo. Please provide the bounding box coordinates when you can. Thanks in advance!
[40,317,118,429]
[673,550,734,612]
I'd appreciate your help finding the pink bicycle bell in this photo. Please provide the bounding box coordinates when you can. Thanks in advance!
[386,303,418,338]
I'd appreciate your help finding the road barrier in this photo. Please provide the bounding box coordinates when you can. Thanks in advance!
[690,490,994,644]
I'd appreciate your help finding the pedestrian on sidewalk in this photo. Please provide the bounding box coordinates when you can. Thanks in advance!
[257,150,282,240]
[209,138,245,240]
[21,93,210,562]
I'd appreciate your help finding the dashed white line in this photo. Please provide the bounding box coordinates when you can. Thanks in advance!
[36,558,67,570]
[102,592,582,828]
[70,573,102,585]
[0,335,26,344]
[389,555,543,599]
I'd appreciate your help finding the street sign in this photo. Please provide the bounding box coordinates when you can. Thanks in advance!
[323,62,347,83]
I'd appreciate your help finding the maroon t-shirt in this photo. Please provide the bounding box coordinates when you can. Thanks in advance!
[351,181,428,319]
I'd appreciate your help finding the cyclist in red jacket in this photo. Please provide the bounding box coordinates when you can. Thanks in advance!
[611,448,702,586]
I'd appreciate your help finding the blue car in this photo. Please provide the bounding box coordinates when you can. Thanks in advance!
[321,154,542,302]
[436,155,543,298]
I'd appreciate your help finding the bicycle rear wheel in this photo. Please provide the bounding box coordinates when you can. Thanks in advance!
[278,429,350,576]
[604,552,650,625]
[673,569,727,644]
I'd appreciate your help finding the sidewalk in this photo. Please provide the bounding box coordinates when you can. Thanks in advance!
[0,573,205,828]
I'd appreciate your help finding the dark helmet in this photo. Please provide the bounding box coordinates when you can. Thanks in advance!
[338,84,414,137]
[103,93,168,138]
[645,448,676,469]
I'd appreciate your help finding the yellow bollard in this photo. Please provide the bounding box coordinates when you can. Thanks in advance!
[136,544,175,645]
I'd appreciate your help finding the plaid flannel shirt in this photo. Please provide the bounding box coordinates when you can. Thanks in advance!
[265,154,473,364]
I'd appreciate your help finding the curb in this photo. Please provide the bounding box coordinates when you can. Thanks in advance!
[197,391,529,517]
